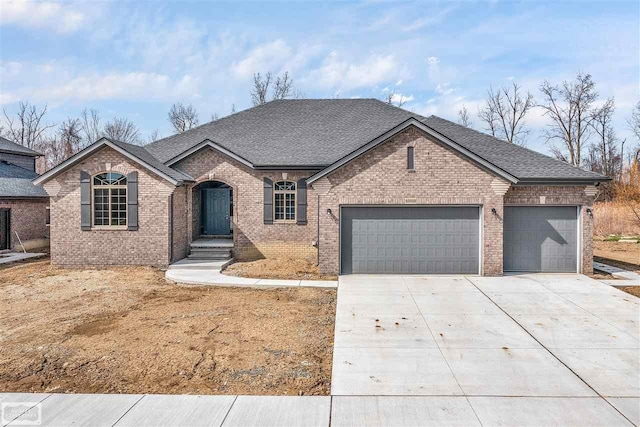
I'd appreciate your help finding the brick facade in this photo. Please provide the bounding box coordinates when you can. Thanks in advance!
[504,185,595,274]
[171,185,189,262]
[44,147,174,267]
[0,198,49,249]
[314,126,506,275]
[43,127,596,275]
[173,148,319,261]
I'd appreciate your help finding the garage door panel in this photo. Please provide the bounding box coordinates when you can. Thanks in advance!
[504,206,578,273]
[341,206,480,274]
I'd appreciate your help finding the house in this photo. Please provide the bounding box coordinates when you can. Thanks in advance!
[0,136,49,251]
[34,99,608,275]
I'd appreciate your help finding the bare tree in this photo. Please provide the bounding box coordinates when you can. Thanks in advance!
[251,71,301,106]
[628,101,640,163]
[211,112,220,121]
[273,71,294,100]
[80,108,103,145]
[2,101,55,150]
[39,118,83,168]
[539,73,598,167]
[477,82,534,146]
[168,103,199,133]
[457,105,473,128]
[251,72,272,106]
[587,98,622,178]
[147,130,161,143]
[104,117,140,144]
[383,90,407,107]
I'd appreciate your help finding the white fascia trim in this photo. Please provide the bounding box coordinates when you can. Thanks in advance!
[165,139,254,169]
[307,118,519,184]
[33,138,180,186]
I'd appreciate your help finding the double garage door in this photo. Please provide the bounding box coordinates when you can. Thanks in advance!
[340,206,578,274]
[341,206,480,274]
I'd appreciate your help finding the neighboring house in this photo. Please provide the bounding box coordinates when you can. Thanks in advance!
[34,99,608,275]
[0,136,49,251]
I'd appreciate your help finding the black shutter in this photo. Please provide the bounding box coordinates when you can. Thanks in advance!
[297,178,307,225]
[80,171,91,230]
[263,177,273,224]
[127,171,138,231]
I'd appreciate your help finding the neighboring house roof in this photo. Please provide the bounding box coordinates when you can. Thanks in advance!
[34,137,194,186]
[0,136,42,157]
[0,161,39,179]
[146,99,608,183]
[0,161,47,198]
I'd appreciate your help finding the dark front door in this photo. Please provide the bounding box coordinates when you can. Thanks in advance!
[203,188,231,235]
[0,209,10,250]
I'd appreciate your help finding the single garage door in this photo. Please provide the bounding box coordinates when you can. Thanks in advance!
[504,206,578,273]
[340,206,480,274]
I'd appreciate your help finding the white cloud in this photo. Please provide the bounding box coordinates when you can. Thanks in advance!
[306,52,398,91]
[0,0,86,33]
[427,56,440,65]
[6,71,198,104]
[389,93,414,104]
[231,39,293,79]
[396,79,403,86]
[0,61,23,77]
[435,83,455,95]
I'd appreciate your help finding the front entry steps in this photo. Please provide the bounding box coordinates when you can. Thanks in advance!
[188,238,233,260]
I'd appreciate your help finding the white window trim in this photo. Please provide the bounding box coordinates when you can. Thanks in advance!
[273,180,296,223]
[91,172,127,229]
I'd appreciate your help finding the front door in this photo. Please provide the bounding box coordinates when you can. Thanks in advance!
[203,188,231,235]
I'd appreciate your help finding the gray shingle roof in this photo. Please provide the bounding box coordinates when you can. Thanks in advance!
[420,116,606,181]
[145,99,607,182]
[0,136,41,157]
[0,161,39,179]
[145,99,417,167]
[0,161,47,197]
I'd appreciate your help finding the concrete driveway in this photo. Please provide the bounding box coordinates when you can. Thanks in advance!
[332,274,639,426]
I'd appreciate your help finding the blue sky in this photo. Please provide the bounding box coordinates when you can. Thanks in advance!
[1,0,638,154]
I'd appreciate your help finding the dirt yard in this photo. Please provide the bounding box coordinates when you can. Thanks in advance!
[224,258,337,281]
[594,240,640,273]
[0,261,336,395]
[593,240,640,298]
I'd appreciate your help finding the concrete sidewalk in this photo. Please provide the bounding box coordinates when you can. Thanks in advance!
[2,393,636,426]
[165,259,338,288]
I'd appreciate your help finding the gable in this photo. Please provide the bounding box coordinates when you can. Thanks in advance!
[34,138,192,186]
[325,125,504,193]
[308,120,518,185]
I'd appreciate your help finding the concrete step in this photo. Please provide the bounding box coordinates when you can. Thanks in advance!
[191,238,233,249]
[191,246,232,252]
[168,258,232,271]
[187,255,232,261]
